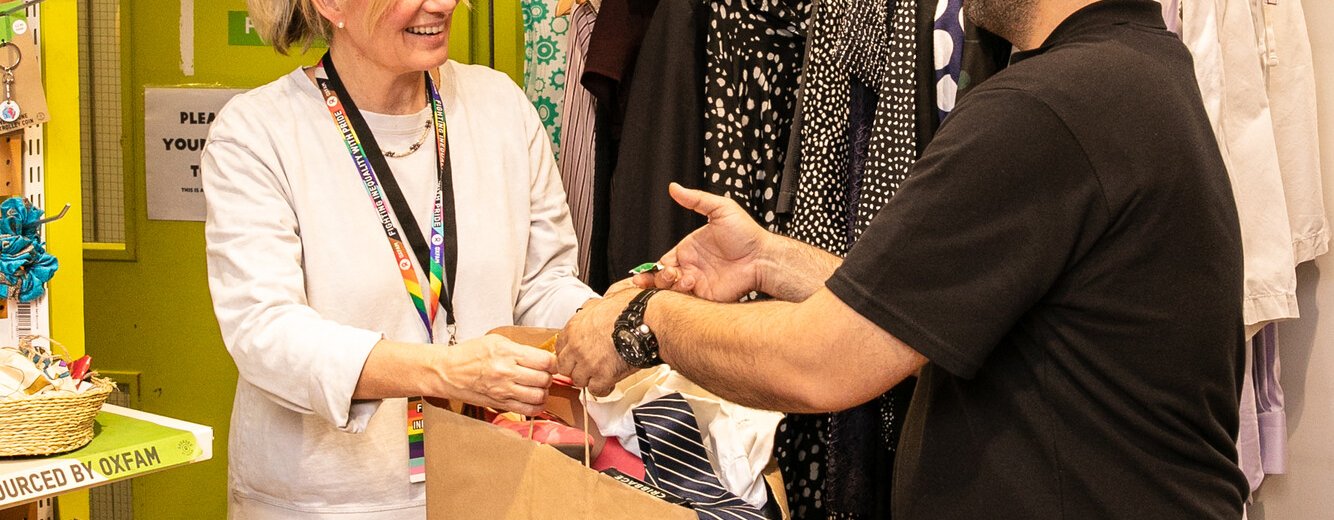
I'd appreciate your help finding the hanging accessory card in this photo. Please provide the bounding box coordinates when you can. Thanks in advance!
[0,42,19,123]
[0,9,44,133]
[313,52,459,483]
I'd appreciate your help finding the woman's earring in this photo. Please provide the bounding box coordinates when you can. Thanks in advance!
[337,21,345,29]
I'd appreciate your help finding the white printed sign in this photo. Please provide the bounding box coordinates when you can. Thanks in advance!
[144,87,243,221]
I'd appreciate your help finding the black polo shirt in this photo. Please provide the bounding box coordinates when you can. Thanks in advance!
[825,1,1249,517]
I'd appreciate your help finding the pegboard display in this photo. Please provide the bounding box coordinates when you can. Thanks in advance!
[0,2,49,350]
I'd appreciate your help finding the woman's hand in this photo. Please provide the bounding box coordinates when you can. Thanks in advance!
[431,334,557,416]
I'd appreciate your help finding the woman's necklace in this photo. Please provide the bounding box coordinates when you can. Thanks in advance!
[383,119,433,158]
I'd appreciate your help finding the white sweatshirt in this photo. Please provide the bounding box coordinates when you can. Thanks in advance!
[203,61,596,519]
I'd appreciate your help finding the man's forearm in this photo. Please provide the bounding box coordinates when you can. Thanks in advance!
[755,234,843,302]
[645,288,925,413]
[647,292,813,410]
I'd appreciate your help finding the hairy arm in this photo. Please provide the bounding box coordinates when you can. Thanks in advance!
[754,234,845,302]
[646,288,927,413]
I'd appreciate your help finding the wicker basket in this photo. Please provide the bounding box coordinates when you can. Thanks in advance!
[0,377,114,456]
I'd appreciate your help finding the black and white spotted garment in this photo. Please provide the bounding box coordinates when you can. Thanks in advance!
[773,0,920,518]
[783,0,918,255]
[703,0,812,230]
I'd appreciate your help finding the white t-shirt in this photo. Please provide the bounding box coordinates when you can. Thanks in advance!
[203,61,597,519]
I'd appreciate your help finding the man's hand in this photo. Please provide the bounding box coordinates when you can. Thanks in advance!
[556,289,640,396]
[634,183,770,302]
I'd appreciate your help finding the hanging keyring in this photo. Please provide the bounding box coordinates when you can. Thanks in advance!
[0,42,19,72]
[0,41,20,124]
[0,40,20,124]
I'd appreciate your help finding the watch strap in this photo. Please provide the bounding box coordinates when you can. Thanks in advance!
[628,288,661,312]
[615,289,664,368]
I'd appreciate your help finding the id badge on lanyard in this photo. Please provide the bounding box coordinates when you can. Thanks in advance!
[315,53,458,483]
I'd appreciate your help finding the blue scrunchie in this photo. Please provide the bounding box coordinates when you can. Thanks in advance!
[0,197,58,302]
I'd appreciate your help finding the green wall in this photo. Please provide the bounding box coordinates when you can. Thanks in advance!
[83,1,523,517]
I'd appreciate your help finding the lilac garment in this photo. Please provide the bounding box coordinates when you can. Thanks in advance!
[1253,324,1288,475]
[1159,0,1181,35]
[931,0,963,120]
[1237,336,1263,493]
[1237,323,1289,495]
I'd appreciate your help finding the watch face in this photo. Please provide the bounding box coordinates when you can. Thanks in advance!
[614,327,646,365]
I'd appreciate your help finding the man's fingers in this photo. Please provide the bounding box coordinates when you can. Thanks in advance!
[660,248,680,268]
[554,328,573,354]
[654,267,681,289]
[675,274,697,292]
[637,267,697,293]
[588,379,615,398]
[669,182,736,221]
[557,351,575,375]
[571,367,592,389]
[557,354,578,381]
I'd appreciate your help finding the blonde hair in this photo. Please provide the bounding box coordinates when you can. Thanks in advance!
[247,0,399,55]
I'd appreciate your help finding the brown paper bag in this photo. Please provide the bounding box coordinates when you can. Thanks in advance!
[426,326,790,519]
[425,403,696,520]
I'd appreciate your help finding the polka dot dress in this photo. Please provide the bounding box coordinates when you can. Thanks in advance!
[774,0,919,517]
[703,0,813,231]
[783,0,918,256]
[932,0,965,120]
[773,413,830,518]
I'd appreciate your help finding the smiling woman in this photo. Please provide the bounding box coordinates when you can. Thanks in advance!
[248,0,457,57]
[204,0,598,518]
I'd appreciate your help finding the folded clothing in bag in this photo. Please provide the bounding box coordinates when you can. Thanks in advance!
[593,436,646,480]
[491,414,596,461]
[632,392,772,519]
[587,366,784,510]
[486,326,781,514]
[492,415,593,445]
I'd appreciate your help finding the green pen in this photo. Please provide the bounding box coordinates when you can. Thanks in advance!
[628,262,664,275]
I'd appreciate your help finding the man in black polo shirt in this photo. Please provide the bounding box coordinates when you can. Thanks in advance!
[556,0,1249,517]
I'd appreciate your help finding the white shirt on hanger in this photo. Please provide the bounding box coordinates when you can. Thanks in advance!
[1183,0,1298,334]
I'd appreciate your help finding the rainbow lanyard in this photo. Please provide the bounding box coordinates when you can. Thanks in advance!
[314,53,457,483]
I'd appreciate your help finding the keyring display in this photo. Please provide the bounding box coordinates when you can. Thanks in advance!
[0,41,22,124]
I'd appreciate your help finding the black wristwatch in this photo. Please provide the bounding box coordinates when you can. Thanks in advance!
[613,289,664,369]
